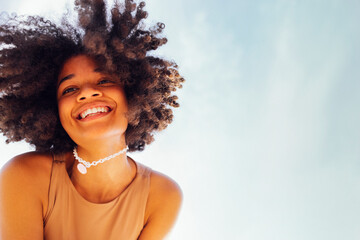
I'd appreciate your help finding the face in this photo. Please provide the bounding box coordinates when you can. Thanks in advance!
[57,55,128,146]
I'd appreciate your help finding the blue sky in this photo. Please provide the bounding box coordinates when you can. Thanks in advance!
[1,0,360,239]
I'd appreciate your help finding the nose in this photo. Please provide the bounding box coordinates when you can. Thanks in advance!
[77,85,103,102]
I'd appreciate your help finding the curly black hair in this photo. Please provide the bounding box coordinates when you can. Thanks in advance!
[0,0,184,153]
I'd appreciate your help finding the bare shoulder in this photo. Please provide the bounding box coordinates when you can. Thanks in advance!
[0,151,53,239]
[149,170,183,202]
[0,151,53,207]
[140,169,183,239]
[0,151,53,184]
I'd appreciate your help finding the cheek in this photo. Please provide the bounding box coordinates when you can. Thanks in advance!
[114,89,128,112]
[57,99,72,127]
[118,97,128,113]
[113,90,129,128]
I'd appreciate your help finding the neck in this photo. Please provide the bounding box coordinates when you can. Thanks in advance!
[75,135,127,162]
[69,136,136,203]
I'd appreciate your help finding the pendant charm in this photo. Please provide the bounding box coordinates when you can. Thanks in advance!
[77,163,87,174]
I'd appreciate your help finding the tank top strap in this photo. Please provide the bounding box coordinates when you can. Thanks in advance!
[43,152,67,226]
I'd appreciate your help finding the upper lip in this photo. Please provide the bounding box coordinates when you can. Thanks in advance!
[74,101,114,119]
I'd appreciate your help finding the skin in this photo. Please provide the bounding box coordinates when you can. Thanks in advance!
[0,55,182,240]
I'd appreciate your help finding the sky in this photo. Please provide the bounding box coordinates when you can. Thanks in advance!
[1,0,360,239]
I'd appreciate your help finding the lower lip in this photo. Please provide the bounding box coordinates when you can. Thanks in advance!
[78,111,112,122]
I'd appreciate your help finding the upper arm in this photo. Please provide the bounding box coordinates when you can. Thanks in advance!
[0,152,51,240]
[138,171,183,240]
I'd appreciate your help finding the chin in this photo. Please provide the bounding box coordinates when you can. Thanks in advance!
[66,123,127,146]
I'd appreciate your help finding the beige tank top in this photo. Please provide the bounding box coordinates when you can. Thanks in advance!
[43,154,151,240]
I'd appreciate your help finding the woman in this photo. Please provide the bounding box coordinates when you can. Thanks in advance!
[0,0,184,239]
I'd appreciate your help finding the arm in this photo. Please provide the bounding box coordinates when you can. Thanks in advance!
[138,171,183,240]
[0,153,51,240]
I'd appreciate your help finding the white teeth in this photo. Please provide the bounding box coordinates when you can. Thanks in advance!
[80,107,109,119]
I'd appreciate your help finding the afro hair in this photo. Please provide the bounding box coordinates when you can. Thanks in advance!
[0,0,184,153]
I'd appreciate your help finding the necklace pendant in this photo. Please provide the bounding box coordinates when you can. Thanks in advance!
[77,163,87,174]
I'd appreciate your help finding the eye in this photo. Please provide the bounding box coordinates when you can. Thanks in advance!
[62,87,77,95]
[98,79,114,85]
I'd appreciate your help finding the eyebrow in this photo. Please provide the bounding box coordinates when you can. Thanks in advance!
[57,68,103,88]
[58,74,75,88]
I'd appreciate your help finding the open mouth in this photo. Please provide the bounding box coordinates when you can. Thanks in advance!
[77,106,112,120]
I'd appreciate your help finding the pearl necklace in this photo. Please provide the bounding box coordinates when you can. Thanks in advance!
[73,146,128,174]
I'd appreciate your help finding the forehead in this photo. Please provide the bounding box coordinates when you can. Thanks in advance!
[58,55,99,82]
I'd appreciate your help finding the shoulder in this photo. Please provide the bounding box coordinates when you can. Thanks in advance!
[140,168,182,239]
[0,151,53,183]
[0,151,53,238]
[149,170,183,203]
[136,160,182,202]
[0,151,53,212]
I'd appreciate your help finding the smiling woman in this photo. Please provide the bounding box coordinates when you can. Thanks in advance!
[57,55,129,150]
[0,0,184,239]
